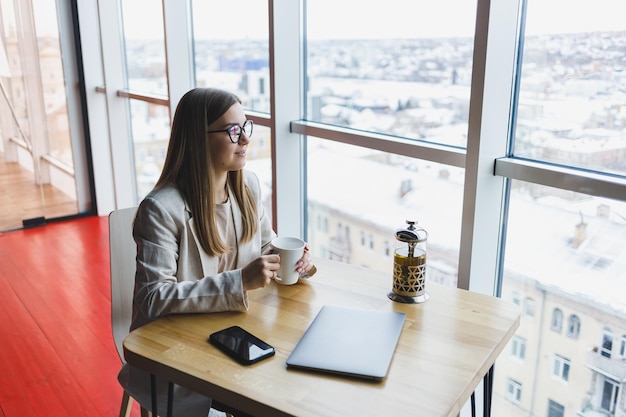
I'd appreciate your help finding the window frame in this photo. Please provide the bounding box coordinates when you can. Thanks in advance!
[511,335,526,361]
[600,377,619,413]
[601,329,614,359]
[552,354,571,382]
[512,291,521,306]
[566,315,581,339]
[547,399,565,417]
[523,297,536,318]
[550,308,563,333]
[505,378,522,404]
[84,0,626,302]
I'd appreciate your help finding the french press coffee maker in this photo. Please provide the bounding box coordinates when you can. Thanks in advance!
[388,220,429,303]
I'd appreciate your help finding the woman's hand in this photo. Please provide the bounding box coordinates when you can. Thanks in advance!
[241,254,280,291]
[296,244,316,277]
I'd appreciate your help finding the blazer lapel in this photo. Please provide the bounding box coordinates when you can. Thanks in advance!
[228,195,246,268]
[185,202,218,276]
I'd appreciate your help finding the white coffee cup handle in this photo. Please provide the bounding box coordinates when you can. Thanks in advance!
[275,274,298,283]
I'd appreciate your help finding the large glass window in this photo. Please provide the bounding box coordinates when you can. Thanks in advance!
[494,2,626,415]
[191,0,270,113]
[306,138,463,285]
[121,0,167,95]
[32,0,72,168]
[494,182,626,416]
[513,0,626,176]
[190,1,272,211]
[119,0,168,200]
[0,0,81,230]
[130,100,170,198]
[238,124,273,225]
[305,0,477,148]
[303,0,473,285]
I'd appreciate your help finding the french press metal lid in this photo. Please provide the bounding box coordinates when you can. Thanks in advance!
[395,220,428,256]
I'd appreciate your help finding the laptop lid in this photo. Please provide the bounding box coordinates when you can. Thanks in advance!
[286,305,406,380]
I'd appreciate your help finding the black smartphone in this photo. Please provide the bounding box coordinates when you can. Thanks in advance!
[209,326,276,365]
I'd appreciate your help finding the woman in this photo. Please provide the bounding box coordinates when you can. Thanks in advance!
[118,88,315,417]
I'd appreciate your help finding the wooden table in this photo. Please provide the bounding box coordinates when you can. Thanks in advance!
[123,258,520,417]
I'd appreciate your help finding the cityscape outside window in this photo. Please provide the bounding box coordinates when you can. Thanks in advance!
[121,0,166,96]
[191,0,270,113]
[121,0,168,199]
[118,0,273,201]
[191,1,272,212]
[495,0,626,414]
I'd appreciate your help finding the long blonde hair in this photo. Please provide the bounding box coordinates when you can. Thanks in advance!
[155,88,258,256]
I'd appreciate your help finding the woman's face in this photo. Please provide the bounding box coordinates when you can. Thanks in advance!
[207,102,250,174]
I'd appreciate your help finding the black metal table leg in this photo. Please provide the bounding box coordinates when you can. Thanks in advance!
[471,391,476,417]
[483,366,494,417]
[151,374,158,417]
[167,380,174,417]
[150,374,175,417]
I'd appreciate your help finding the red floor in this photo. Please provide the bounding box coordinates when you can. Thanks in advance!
[0,216,141,417]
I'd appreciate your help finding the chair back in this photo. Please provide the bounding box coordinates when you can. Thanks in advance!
[109,207,138,363]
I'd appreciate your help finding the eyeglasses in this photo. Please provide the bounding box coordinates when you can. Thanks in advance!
[207,120,253,143]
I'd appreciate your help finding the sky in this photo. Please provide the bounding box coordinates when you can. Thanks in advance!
[123,0,477,40]
[28,0,626,41]
[524,0,626,35]
[136,0,625,40]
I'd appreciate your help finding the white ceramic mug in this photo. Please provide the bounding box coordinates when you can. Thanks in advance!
[271,236,306,285]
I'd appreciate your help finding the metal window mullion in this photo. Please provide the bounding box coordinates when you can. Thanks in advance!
[495,157,626,202]
[57,0,92,212]
[458,0,522,294]
[291,120,466,169]
[97,0,136,209]
[116,89,169,106]
[74,1,116,216]
[162,0,193,114]
[269,0,305,237]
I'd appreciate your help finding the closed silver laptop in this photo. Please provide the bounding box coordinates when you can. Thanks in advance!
[286,305,406,380]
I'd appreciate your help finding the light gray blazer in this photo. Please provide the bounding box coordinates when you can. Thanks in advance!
[119,169,275,417]
[131,169,276,331]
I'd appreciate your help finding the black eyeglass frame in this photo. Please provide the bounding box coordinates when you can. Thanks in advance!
[206,120,254,143]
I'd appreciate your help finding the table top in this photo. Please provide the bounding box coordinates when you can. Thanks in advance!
[123,258,520,417]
